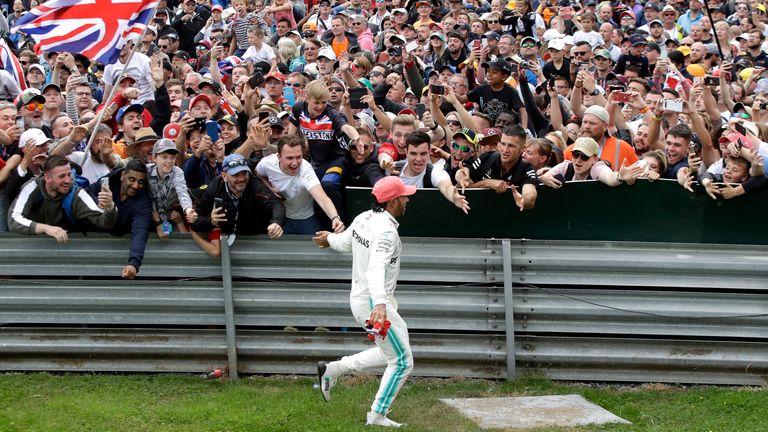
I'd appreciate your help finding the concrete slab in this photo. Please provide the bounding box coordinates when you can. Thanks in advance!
[441,394,631,430]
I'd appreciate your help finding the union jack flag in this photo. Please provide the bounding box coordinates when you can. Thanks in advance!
[0,39,27,91]
[11,0,158,65]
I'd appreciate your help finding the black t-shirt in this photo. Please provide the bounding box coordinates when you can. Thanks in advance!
[613,53,650,77]
[465,151,539,187]
[736,51,768,69]
[0,142,20,162]
[467,83,524,123]
[542,58,572,82]
[289,101,348,166]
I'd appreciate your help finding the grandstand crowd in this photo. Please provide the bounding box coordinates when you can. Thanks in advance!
[0,0,766,277]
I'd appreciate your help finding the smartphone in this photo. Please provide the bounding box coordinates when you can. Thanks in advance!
[578,62,588,72]
[283,86,295,107]
[735,122,747,135]
[15,115,24,130]
[348,87,368,109]
[510,63,519,76]
[636,159,647,169]
[704,76,719,86]
[482,38,488,50]
[761,102,768,110]
[179,98,190,112]
[689,142,697,153]
[548,77,555,89]
[613,92,631,103]
[405,40,419,53]
[258,111,270,122]
[248,72,264,89]
[663,99,683,113]
[430,84,445,95]
[473,39,481,50]
[205,120,219,143]
[100,177,110,192]
[213,198,224,215]
[193,117,207,130]
[414,103,426,118]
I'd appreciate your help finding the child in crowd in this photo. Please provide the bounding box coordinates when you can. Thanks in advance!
[147,138,197,237]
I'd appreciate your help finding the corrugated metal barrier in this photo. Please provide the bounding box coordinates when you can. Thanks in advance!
[0,234,766,385]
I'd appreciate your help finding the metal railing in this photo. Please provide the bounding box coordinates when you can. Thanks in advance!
[0,234,766,385]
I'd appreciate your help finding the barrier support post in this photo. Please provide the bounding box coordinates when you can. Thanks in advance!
[220,235,239,380]
[502,239,516,379]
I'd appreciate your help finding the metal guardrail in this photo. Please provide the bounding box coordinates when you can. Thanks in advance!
[0,233,766,385]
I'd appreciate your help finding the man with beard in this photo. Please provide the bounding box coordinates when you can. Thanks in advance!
[436,31,468,69]
[564,105,638,169]
[736,29,768,69]
[16,89,45,132]
[192,153,285,237]
[67,124,124,183]
[9,155,117,242]
[633,123,653,157]
[85,159,153,280]
[455,125,538,211]
[394,131,469,213]
[689,42,707,65]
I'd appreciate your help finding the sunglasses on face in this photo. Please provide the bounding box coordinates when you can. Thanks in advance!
[487,20,499,23]
[159,45,169,49]
[447,120,461,126]
[24,102,44,111]
[452,142,472,152]
[285,81,302,87]
[369,71,383,77]
[521,43,536,48]
[329,87,344,92]
[572,151,591,161]
[20,61,28,65]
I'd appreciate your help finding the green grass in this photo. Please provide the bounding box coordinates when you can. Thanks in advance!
[0,373,766,431]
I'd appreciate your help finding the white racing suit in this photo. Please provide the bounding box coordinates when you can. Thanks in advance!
[326,209,414,417]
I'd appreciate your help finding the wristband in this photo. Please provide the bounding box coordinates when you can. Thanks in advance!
[651,114,662,121]
[639,106,650,114]
[331,215,340,221]
[429,123,438,130]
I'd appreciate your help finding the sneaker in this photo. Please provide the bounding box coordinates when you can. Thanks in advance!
[366,412,403,428]
[317,361,336,402]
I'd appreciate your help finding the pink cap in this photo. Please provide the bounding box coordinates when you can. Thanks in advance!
[212,4,223,11]
[372,176,417,204]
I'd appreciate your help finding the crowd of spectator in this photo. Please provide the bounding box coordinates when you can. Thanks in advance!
[0,0,767,278]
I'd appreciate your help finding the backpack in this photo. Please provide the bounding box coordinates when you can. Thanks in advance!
[31,169,90,225]
[394,161,433,188]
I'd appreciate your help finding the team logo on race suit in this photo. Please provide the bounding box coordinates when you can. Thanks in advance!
[353,229,370,248]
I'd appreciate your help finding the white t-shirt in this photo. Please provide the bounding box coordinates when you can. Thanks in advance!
[67,151,119,184]
[255,153,320,220]
[398,161,450,188]
[103,52,154,103]
[242,43,276,65]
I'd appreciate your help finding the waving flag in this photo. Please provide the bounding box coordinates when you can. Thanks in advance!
[11,0,157,65]
[0,40,27,91]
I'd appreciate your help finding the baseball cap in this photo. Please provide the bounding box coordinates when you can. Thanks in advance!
[543,29,565,42]
[429,31,446,42]
[190,94,213,109]
[415,0,431,6]
[479,127,501,145]
[116,103,144,123]
[28,64,45,75]
[265,71,286,83]
[41,82,61,94]
[594,48,612,59]
[15,88,45,109]
[755,78,768,95]
[677,46,691,56]
[520,36,537,46]
[452,127,479,145]
[198,79,222,95]
[222,154,251,175]
[163,123,182,140]
[173,50,191,61]
[302,22,318,32]
[318,47,337,61]
[644,2,660,10]
[629,34,647,46]
[212,4,223,11]
[19,128,53,148]
[620,10,635,19]
[481,58,513,76]
[152,138,180,155]
[389,34,407,45]
[572,137,599,157]
[217,114,237,126]
[548,38,565,51]
[372,176,416,204]
[584,105,609,123]
[268,116,284,129]
[649,19,663,27]
[483,31,500,41]
[718,131,748,145]
[392,8,407,14]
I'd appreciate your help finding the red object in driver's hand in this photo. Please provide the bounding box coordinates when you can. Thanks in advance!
[365,320,391,341]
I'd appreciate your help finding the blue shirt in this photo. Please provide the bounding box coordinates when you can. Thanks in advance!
[677,10,703,33]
